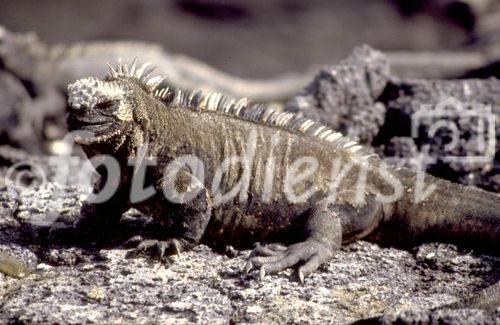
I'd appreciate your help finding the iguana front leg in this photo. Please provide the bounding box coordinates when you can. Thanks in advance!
[245,206,342,282]
[128,207,211,261]
[49,164,131,243]
[128,170,212,261]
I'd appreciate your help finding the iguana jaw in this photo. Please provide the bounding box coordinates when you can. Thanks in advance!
[66,108,115,144]
[67,76,136,149]
[68,122,116,145]
[72,129,123,146]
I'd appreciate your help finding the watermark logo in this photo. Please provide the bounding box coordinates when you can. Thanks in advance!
[3,131,95,226]
[4,160,47,189]
[411,97,496,165]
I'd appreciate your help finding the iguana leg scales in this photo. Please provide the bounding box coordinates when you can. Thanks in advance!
[245,255,283,273]
[251,243,287,256]
[245,208,342,282]
[246,239,334,281]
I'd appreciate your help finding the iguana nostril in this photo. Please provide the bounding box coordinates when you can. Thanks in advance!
[70,105,87,115]
[67,98,86,113]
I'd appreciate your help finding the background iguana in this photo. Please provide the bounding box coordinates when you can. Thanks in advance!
[0,26,311,103]
[61,60,500,287]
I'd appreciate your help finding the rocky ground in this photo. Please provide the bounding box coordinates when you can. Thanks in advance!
[0,1,499,323]
[0,182,498,324]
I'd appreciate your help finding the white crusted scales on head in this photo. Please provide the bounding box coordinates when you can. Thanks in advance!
[67,77,126,110]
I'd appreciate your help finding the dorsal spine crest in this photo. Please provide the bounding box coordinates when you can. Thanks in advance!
[106,60,378,162]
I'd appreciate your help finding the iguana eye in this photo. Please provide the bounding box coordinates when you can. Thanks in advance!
[95,100,116,110]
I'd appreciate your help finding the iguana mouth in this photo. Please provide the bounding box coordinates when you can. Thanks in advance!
[66,114,117,145]
[67,114,113,131]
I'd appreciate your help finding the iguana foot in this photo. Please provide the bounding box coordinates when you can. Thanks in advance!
[126,238,187,262]
[245,239,334,282]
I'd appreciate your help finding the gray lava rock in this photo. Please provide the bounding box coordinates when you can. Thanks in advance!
[0,71,31,147]
[377,78,500,191]
[287,46,500,192]
[1,248,233,324]
[380,307,500,325]
[0,182,498,324]
[0,68,66,154]
[0,187,21,245]
[285,45,389,144]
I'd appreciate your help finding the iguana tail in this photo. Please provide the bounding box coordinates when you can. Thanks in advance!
[350,282,500,324]
[371,169,500,253]
[433,281,500,312]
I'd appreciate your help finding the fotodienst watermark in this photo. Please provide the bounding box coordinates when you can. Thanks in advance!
[2,96,496,226]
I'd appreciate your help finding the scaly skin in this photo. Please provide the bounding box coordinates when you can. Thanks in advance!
[435,281,500,312]
[61,60,500,288]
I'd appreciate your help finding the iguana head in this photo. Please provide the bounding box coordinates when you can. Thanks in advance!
[66,60,163,154]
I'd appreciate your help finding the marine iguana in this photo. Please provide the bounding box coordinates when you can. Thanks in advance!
[63,59,500,283]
